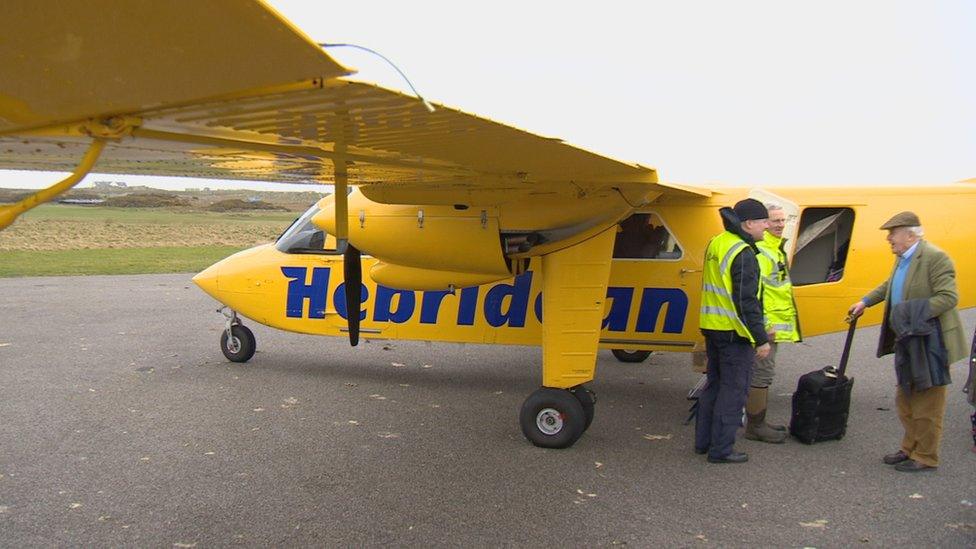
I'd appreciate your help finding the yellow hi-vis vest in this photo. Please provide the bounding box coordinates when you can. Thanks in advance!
[757,231,801,342]
[699,231,760,343]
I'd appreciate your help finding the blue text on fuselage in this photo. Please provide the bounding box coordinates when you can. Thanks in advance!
[281,267,687,333]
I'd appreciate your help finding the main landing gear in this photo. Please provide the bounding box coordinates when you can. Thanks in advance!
[219,307,256,363]
[611,349,652,363]
[519,385,596,449]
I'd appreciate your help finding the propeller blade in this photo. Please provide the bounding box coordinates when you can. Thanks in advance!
[343,243,362,346]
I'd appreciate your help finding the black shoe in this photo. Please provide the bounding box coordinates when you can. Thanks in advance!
[695,447,708,455]
[883,450,910,465]
[894,459,936,473]
[707,452,749,464]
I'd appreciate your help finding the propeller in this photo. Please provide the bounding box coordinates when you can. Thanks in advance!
[343,243,362,346]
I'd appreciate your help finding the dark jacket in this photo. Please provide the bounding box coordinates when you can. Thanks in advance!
[889,299,950,393]
[702,207,768,346]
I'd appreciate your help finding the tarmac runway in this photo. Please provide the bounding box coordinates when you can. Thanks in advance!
[1,273,974,547]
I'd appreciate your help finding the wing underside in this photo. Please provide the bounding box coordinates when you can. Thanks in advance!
[0,0,713,203]
[2,79,665,196]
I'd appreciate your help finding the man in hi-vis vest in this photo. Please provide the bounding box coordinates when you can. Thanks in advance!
[745,203,802,444]
[695,198,771,464]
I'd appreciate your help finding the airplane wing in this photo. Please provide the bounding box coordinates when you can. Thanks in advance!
[0,0,349,133]
[0,0,707,206]
[2,79,660,193]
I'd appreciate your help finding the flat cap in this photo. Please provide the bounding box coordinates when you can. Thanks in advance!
[879,211,921,230]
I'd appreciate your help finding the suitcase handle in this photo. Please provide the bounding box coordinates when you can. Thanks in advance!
[835,315,858,377]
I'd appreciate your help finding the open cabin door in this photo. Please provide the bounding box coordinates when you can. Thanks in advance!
[790,207,855,286]
[604,209,699,351]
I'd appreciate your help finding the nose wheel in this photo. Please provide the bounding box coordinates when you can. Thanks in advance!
[219,308,256,363]
[519,385,595,449]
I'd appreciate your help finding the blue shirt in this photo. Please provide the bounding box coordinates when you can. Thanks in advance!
[889,241,919,307]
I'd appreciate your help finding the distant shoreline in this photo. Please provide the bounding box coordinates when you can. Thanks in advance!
[0,169,336,193]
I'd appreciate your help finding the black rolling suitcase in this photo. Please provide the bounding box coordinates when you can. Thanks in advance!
[790,316,858,444]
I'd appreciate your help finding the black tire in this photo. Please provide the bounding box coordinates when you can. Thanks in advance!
[571,385,596,431]
[611,349,652,363]
[220,324,256,363]
[519,388,586,449]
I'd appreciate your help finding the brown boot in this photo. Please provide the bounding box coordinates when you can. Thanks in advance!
[756,388,786,431]
[746,387,786,431]
[744,388,787,443]
[745,410,787,443]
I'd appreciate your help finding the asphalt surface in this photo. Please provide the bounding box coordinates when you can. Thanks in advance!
[1,273,974,547]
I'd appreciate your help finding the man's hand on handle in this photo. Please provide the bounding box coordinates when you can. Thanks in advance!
[848,301,866,319]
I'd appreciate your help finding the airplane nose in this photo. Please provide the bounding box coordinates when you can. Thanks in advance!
[192,262,221,299]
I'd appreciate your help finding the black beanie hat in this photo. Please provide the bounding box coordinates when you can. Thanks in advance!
[733,198,768,221]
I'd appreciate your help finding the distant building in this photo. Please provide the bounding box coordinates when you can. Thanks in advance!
[92,180,127,189]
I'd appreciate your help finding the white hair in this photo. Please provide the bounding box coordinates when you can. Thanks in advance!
[907,225,924,237]
[765,203,783,212]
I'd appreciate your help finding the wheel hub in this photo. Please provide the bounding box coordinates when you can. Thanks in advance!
[535,407,564,435]
[226,336,241,354]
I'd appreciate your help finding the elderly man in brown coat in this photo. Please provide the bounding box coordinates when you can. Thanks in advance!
[849,211,968,472]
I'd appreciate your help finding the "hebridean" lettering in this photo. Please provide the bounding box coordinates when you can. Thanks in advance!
[281,267,687,333]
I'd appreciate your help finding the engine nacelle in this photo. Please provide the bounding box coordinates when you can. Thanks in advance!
[314,190,511,279]
[369,262,507,291]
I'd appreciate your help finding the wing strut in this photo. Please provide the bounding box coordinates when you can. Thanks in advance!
[0,138,106,230]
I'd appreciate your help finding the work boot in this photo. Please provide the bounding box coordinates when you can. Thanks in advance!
[746,386,787,433]
[745,410,787,443]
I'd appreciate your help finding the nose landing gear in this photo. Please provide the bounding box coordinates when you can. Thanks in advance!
[219,307,256,363]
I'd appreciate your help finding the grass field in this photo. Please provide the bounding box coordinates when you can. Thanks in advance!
[0,204,299,277]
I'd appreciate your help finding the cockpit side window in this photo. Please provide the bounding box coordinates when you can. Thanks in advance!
[612,212,683,260]
[275,205,334,254]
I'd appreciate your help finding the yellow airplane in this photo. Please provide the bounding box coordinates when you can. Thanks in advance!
[1,2,973,449]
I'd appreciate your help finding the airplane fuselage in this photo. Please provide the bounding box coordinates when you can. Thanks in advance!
[196,247,696,351]
[194,183,976,354]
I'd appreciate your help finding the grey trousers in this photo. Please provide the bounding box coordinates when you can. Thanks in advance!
[752,341,779,388]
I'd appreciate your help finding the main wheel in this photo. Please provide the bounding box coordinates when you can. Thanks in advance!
[220,324,256,363]
[611,349,652,363]
[519,388,586,449]
[571,385,596,431]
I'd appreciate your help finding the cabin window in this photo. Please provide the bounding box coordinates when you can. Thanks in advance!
[613,212,683,260]
[790,207,854,285]
[276,205,334,254]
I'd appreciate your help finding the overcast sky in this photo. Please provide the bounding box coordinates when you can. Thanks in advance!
[5,1,973,190]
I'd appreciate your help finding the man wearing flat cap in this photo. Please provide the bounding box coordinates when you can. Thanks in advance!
[849,211,967,472]
[696,198,771,464]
